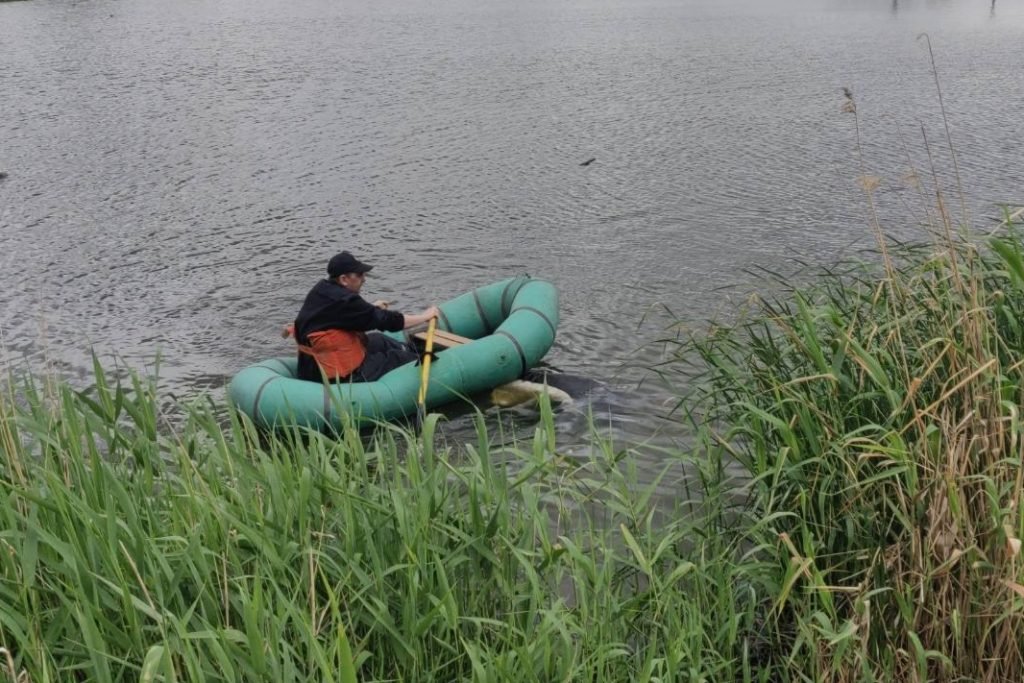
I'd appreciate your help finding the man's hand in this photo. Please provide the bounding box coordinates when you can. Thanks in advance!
[402,305,441,329]
[373,299,394,310]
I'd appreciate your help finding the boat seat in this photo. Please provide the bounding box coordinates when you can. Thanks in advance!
[413,329,473,349]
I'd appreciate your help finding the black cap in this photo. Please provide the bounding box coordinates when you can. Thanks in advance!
[327,251,373,278]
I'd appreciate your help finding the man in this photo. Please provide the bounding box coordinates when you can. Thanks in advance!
[291,251,439,383]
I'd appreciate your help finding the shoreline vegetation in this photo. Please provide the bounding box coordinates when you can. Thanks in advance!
[4,220,1024,680]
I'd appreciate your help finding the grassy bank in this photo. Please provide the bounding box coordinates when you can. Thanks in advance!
[5,224,1024,680]
[666,217,1024,681]
[0,366,759,681]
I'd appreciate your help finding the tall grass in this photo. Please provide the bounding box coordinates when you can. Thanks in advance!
[641,68,1024,680]
[664,208,1024,680]
[7,238,1024,681]
[7,220,1024,681]
[0,360,767,682]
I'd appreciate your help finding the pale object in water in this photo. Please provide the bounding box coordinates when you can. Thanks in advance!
[490,380,572,408]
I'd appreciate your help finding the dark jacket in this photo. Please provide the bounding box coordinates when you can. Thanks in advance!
[294,279,405,381]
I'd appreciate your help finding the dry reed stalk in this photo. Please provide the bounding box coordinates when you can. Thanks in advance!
[843,88,898,293]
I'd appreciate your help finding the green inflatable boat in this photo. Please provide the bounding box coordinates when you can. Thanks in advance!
[228,275,558,430]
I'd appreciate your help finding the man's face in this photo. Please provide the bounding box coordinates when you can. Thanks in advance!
[340,272,366,293]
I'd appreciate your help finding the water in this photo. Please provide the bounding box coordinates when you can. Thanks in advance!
[2,0,1023,473]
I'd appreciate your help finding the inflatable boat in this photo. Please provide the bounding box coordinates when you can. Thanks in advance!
[228,275,558,430]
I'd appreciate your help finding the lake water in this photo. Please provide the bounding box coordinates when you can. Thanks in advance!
[2,0,1023,471]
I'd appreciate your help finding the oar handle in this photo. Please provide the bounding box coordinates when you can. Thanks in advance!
[417,317,437,410]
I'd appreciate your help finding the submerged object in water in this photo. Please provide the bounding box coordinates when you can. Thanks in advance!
[490,379,572,408]
[228,275,558,430]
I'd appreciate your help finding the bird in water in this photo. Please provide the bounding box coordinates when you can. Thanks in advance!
[840,87,856,114]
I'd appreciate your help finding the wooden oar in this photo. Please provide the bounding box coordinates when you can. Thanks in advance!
[416,317,437,418]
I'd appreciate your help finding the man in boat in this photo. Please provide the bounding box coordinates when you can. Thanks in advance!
[289,251,439,383]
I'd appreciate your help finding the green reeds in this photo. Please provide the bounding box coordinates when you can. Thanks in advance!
[0,364,763,681]
[667,221,1024,681]
[9,231,1024,681]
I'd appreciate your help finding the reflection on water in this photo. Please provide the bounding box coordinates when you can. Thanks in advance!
[2,0,1023,492]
